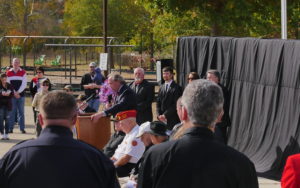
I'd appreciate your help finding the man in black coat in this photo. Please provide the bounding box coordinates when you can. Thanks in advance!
[138,79,258,188]
[207,69,231,144]
[156,66,182,130]
[91,73,137,121]
[0,91,120,188]
[129,68,154,125]
[80,62,104,111]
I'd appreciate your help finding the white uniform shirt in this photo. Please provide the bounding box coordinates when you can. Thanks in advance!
[113,125,145,163]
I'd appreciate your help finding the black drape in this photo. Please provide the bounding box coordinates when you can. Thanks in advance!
[177,36,300,180]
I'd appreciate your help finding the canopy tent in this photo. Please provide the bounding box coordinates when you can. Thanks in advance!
[176,36,300,179]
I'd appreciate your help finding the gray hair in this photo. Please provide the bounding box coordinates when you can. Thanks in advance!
[134,67,145,75]
[181,79,224,126]
[108,73,126,84]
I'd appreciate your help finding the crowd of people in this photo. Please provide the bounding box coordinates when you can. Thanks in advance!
[0,58,264,187]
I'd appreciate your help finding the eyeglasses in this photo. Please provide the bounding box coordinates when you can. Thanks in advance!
[43,83,50,86]
[37,72,43,74]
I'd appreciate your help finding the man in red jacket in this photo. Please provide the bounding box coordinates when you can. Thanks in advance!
[7,58,27,133]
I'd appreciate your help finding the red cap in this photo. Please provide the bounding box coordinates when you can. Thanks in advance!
[112,110,137,122]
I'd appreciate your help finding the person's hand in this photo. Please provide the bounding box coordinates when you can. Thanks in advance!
[14,92,20,99]
[105,103,112,109]
[158,115,167,122]
[2,92,8,96]
[88,83,95,89]
[91,111,105,122]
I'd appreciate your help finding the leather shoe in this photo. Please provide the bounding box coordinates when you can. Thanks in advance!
[21,130,26,134]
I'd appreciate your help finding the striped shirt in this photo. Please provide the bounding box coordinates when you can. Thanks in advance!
[7,68,27,96]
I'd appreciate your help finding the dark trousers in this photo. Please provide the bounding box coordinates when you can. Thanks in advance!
[0,107,11,134]
[33,107,37,123]
[116,163,136,177]
[35,112,42,137]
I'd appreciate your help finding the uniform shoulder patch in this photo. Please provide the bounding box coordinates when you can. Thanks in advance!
[131,140,138,146]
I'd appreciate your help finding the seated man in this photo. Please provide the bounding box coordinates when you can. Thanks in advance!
[0,91,119,188]
[103,115,125,158]
[122,121,167,188]
[111,110,145,177]
[148,121,169,144]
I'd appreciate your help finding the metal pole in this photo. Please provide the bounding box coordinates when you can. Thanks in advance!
[281,0,287,39]
[103,0,108,77]
[75,48,77,78]
[103,0,108,53]
[69,48,72,84]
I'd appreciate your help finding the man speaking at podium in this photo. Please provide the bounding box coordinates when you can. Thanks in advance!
[0,91,120,188]
[91,73,136,122]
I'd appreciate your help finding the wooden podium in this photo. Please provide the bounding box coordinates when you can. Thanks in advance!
[75,113,111,150]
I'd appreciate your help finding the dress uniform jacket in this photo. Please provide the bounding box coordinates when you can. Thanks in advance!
[137,127,258,188]
[129,80,154,125]
[0,126,120,188]
[156,81,182,130]
[105,84,137,116]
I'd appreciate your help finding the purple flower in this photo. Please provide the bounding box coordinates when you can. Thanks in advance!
[99,79,116,103]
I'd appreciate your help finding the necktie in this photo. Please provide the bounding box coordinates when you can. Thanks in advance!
[135,85,139,93]
[165,84,169,92]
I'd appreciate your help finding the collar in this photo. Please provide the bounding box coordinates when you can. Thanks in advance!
[128,125,139,135]
[165,80,173,85]
[183,126,214,139]
[39,125,73,138]
[117,84,125,94]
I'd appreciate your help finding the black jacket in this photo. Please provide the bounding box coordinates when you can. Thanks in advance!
[129,80,154,125]
[138,127,258,188]
[103,131,125,158]
[104,84,137,116]
[0,126,120,188]
[156,81,182,130]
[80,73,103,98]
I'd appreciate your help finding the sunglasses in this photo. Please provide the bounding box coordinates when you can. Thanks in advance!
[188,77,195,80]
[37,72,43,74]
[43,83,50,86]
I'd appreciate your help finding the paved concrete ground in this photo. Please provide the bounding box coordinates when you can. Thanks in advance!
[0,106,281,187]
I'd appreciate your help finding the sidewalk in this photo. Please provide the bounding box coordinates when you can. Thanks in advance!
[0,106,281,187]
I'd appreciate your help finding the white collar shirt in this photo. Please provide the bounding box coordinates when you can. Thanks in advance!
[113,125,145,163]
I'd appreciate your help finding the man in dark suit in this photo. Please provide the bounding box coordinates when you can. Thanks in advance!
[129,67,154,125]
[91,73,137,121]
[207,69,231,144]
[156,66,182,130]
[138,80,258,188]
[0,91,120,188]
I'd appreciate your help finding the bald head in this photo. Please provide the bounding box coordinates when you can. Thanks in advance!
[12,58,20,70]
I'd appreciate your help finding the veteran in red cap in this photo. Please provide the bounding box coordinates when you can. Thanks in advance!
[110,110,145,177]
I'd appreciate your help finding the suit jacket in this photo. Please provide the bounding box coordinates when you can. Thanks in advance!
[137,127,258,188]
[105,84,137,116]
[156,81,182,130]
[129,80,154,125]
[217,83,231,128]
[281,154,300,188]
